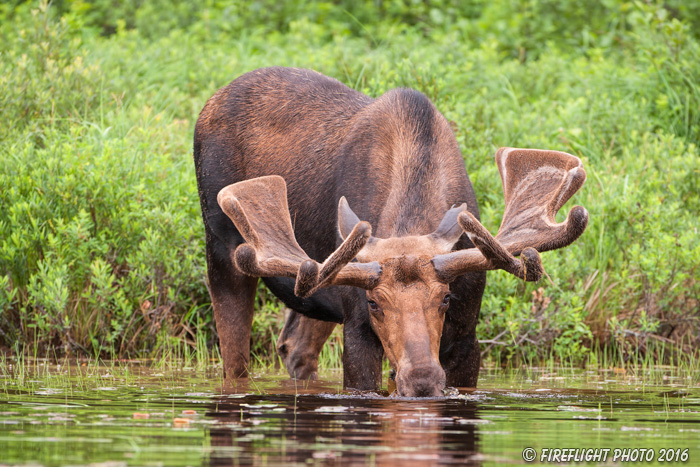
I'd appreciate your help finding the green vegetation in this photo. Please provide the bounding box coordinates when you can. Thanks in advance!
[1,0,698,368]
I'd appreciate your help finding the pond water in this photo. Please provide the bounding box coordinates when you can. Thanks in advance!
[1,362,699,466]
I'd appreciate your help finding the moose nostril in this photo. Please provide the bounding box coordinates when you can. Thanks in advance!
[396,364,446,397]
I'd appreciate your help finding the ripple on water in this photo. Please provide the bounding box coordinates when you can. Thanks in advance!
[1,365,699,466]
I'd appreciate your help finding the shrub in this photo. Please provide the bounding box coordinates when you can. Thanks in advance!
[1,0,698,366]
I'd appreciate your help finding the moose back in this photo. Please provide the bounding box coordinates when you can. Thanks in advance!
[194,67,588,397]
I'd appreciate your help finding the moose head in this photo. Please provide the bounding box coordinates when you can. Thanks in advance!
[217,147,588,397]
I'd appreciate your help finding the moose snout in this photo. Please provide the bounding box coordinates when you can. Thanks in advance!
[395,362,446,397]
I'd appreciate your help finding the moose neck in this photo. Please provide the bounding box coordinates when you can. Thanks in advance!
[358,89,468,239]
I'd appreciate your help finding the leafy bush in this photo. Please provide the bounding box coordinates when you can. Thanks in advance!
[1,0,699,366]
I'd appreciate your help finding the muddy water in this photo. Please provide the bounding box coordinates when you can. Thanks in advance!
[1,364,699,466]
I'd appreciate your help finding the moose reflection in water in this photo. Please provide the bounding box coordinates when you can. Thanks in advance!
[205,388,481,466]
[1,364,698,466]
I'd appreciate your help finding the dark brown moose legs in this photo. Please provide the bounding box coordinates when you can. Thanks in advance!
[206,236,258,379]
[343,308,384,391]
[440,270,487,388]
[277,309,336,380]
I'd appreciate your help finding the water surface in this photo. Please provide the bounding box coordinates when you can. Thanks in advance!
[1,363,699,465]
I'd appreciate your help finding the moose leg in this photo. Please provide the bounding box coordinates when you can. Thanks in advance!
[206,234,258,379]
[342,303,384,390]
[277,309,337,380]
[440,270,486,388]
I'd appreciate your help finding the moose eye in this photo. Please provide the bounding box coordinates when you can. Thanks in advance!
[367,300,379,312]
[442,294,451,306]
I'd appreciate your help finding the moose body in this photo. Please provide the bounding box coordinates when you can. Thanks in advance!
[194,67,588,396]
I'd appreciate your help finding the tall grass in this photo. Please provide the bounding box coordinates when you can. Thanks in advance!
[1,0,699,368]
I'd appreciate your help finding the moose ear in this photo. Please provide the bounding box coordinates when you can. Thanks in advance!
[428,203,467,251]
[338,196,362,240]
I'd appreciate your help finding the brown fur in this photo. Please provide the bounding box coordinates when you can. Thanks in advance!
[276,308,337,380]
[363,254,449,396]
[194,67,587,395]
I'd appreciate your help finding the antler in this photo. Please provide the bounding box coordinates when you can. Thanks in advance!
[217,176,381,298]
[433,147,588,283]
[494,147,588,253]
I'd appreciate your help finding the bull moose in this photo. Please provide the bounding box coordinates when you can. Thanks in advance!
[194,67,588,397]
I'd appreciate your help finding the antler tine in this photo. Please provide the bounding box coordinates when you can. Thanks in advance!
[432,211,543,283]
[298,220,374,297]
[218,176,380,299]
[458,211,543,281]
